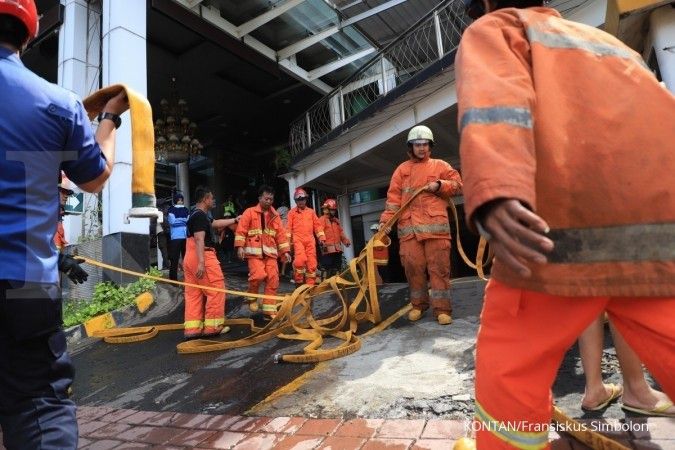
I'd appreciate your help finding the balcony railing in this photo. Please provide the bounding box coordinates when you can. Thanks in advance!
[289,0,471,157]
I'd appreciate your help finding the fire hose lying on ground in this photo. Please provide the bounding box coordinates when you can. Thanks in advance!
[78,85,630,450]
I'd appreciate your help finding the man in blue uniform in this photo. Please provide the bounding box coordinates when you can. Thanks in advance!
[167,192,189,280]
[0,1,128,448]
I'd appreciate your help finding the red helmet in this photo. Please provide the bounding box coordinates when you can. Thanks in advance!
[322,199,337,210]
[293,188,308,200]
[0,0,39,44]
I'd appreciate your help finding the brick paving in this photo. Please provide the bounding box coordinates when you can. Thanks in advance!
[1,406,672,449]
[23,406,675,449]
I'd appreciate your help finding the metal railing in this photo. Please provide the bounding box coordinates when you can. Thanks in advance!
[289,0,472,157]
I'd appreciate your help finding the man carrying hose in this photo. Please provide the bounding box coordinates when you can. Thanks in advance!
[0,1,128,447]
[379,125,462,325]
[183,186,239,339]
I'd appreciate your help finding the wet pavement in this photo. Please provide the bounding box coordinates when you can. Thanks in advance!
[65,265,675,448]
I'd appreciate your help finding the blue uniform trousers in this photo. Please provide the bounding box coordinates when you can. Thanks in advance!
[0,281,77,450]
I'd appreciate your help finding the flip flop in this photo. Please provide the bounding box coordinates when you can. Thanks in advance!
[581,383,623,411]
[621,400,675,417]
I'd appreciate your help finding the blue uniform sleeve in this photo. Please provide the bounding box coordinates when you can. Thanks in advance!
[61,98,107,186]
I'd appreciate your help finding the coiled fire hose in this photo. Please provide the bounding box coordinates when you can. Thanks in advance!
[80,85,623,450]
[83,184,491,362]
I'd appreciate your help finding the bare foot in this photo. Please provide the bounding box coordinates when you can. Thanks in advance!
[621,386,675,416]
[581,383,623,410]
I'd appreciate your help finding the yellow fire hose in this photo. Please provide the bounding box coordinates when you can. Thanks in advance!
[80,85,622,450]
[83,84,159,218]
[85,185,489,363]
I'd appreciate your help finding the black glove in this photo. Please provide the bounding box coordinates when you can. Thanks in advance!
[58,254,89,284]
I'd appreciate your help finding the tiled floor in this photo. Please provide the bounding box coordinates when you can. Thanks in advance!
[1,406,672,449]
[60,407,675,449]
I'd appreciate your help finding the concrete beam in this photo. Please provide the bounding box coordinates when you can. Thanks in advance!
[307,48,376,80]
[169,0,332,94]
[277,0,408,60]
[236,0,306,37]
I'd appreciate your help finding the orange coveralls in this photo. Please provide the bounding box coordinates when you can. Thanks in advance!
[54,221,67,251]
[380,154,462,317]
[287,206,325,284]
[183,210,226,338]
[320,214,350,254]
[457,7,675,449]
[235,205,290,315]
[319,214,351,275]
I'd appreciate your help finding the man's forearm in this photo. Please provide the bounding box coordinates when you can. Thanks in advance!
[95,120,117,172]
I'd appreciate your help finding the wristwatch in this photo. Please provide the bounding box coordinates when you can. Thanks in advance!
[98,112,122,129]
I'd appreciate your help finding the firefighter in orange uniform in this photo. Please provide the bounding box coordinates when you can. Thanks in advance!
[287,188,325,285]
[379,125,462,325]
[318,198,351,278]
[55,175,73,252]
[457,0,675,447]
[235,185,291,318]
[183,186,239,339]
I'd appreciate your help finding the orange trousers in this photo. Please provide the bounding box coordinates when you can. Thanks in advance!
[183,239,226,338]
[247,256,280,316]
[292,238,318,285]
[475,279,675,449]
[399,238,451,317]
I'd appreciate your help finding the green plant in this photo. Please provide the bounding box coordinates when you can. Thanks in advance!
[273,146,291,173]
[62,267,161,328]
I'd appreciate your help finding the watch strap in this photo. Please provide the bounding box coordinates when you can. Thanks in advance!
[98,112,121,129]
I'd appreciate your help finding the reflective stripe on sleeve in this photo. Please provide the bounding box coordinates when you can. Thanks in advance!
[460,107,533,134]
[526,26,650,70]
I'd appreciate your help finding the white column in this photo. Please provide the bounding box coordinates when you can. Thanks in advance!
[177,162,190,207]
[58,0,102,244]
[337,194,354,261]
[650,6,675,92]
[101,0,149,236]
[286,175,298,210]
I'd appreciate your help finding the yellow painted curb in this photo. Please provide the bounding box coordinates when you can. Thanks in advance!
[84,312,116,337]
[135,292,154,314]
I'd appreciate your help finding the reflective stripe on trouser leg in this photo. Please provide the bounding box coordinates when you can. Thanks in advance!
[262,257,280,315]
[305,240,318,285]
[475,279,608,449]
[429,289,451,316]
[203,251,226,334]
[293,240,308,283]
[400,239,429,311]
[183,244,205,337]
[293,267,306,284]
[425,238,451,317]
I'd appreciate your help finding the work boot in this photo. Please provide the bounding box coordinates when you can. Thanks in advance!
[202,326,231,338]
[408,308,423,321]
[248,300,259,312]
[437,313,452,325]
[453,438,476,450]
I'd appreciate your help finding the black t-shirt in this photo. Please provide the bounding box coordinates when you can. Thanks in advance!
[187,209,215,248]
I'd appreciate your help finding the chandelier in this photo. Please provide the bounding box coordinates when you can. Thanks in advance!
[154,79,203,164]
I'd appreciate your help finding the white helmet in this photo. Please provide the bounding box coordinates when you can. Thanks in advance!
[407,125,434,146]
